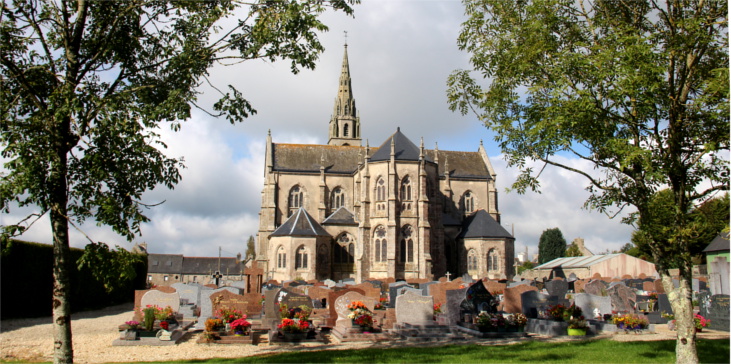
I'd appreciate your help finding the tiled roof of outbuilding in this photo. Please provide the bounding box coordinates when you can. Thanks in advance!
[148,254,183,274]
[181,257,243,275]
[703,232,730,253]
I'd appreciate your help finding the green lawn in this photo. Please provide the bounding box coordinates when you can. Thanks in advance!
[131,338,729,364]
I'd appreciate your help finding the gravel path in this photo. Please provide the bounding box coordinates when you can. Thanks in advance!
[2,304,728,363]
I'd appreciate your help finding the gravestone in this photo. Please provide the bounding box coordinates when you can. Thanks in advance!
[420,281,438,294]
[461,274,474,284]
[654,279,666,294]
[306,285,332,307]
[172,283,202,305]
[388,282,410,308]
[573,279,590,294]
[210,290,250,317]
[608,284,636,313]
[229,281,247,290]
[484,280,507,295]
[708,294,729,331]
[502,284,538,314]
[398,286,424,297]
[445,287,468,326]
[574,293,612,320]
[327,288,366,327]
[692,278,700,293]
[545,279,569,298]
[334,291,375,329]
[264,288,281,325]
[244,260,265,294]
[461,280,497,315]
[642,281,655,292]
[625,279,644,291]
[428,279,463,307]
[277,288,314,311]
[656,293,673,316]
[709,256,730,295]
[583,280,608,296]
[191,288,229,330]
[323,279,336,288]
[140,290,181,313]
[395,291,434,325]
[352,282,381,300]
[521,291,558,318]
[508,280,531,288]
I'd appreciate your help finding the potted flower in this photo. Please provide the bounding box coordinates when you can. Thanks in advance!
[215,306,243,323]
[567,316,588,336]
[294,305,312,322]
[475,312,505,332]
[120,320,140,340]
[278,318,309,341]
[374,297,388,310]
[354,314,375,331]
[694,314,711,332]
[613,314,648,331]
[562,304,583,322]
[347,301,374,332]
[231,316,252,336]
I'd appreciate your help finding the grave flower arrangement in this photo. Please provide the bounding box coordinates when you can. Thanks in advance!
[124,320,140,331]
[374,297,388,310]
[347,301,374,330]
[294,305,312,321]
[505,313,527,329]
[203,318,225,341]
[567,316,588,329]
[694,314,710,330]
[433,303,442,315]
[475,312,505,331]
[613,314,648,330]
[215,306,244,323]
[546,304,566,321]
[230,316,252,335]
[278,318,310,333]
[562,304,583,322]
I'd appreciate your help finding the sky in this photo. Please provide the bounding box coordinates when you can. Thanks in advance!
[2,0,638,260]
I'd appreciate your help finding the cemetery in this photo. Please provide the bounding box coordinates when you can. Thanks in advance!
[110,265,730,349]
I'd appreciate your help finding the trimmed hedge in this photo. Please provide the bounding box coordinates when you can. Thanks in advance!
[1,239,147,319]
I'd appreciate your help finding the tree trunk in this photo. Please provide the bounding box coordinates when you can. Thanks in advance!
[50,151,73,364]
[662,274,697,364]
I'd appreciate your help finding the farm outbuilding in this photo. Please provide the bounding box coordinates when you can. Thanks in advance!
[527,253,657,280]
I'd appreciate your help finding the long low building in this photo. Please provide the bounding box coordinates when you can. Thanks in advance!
[525,253,657,280]
[146,253,245,287]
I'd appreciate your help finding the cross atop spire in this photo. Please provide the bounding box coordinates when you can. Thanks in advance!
[344,30,348,47]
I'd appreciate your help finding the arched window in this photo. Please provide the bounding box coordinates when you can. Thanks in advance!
[331,187,345,211]
[288,185,303,216]
[374,226,387,262]
[295,246,308,269]
[487,249,499,272]
[468,249,477,271]
[334,233,354,264]
[463,191,475,214]
[277,246,286,269]
[376,178,386,201]
[344,123,349,136]
[400,176,412,201]
[400,225,414,263]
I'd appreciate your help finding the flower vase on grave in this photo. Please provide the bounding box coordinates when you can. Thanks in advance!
[283,332,306,341]
[567,328,586,336]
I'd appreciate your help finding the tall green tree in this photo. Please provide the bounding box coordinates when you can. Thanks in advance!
[447,1,728,362]
[538,228,566,263]
[246,235,256,260]
[0,1,356,363]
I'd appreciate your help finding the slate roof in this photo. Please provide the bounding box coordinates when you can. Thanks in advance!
[270,130,491,179]
[534,254,622,270]
[322,206,358,225]
[703,232,730,253]
[369,128,433,162]
[426,150,491,180]
[270,207,331,237]
[148,254,184,274]
[273,144,362,174]
[181,257,243,275]
[458,209,513,239]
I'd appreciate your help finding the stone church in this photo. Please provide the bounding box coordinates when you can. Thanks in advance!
[256,45,514,283]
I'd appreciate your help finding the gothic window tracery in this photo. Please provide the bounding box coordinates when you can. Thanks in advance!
[400,176,412,211]
[487,249,499,272]
[331,187,345,211]
[288,185,304,216]
[374,226,387,263]
[375,178,386,212]
[462,191,475,214]
[400,225,414,263]
[277,246,286,269]
[295,246,308,269]
[467,249,477,271]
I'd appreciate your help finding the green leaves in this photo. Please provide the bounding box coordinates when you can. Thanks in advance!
[77,242,144,294]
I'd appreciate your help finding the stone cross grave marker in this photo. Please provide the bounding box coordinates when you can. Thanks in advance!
[395,291,434,325]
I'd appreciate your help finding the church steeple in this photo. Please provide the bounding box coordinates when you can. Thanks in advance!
[328,37,361,146]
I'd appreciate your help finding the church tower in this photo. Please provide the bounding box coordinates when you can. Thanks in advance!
[328,41,361,146]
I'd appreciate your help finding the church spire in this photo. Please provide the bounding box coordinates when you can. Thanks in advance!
[328,37,361,146]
